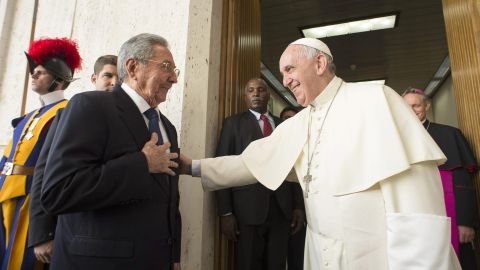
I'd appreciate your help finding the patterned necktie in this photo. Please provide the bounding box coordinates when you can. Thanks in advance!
[143,108,164,145]
[260,114,273,137]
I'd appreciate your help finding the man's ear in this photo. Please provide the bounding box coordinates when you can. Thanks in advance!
[125,58,138,80]
[315,54,328,76]
[91,74,97,84]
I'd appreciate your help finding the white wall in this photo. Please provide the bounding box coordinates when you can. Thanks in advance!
[0,0,36,147]
[431,75,459,127]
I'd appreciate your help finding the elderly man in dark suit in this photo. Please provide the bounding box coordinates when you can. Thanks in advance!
[40,33,182,270]
[216,78,305,270]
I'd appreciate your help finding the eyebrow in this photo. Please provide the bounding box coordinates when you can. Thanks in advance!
[101,72,114,76]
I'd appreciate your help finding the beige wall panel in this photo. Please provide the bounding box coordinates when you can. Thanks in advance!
[0,0,35,146]
[432,76,459,127]
[180,0,223,268]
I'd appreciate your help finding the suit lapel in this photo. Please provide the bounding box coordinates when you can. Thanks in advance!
[244,111,264,139]
[113,86,149,149]
[159,113,178,151]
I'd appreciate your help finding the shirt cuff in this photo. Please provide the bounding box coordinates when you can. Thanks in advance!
[192,159,201,177]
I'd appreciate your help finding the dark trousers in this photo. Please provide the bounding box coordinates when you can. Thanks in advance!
[235,196,290,270]
[459,243,478,270]
[287,224,306,270]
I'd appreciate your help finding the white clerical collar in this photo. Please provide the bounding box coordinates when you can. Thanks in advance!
[40,90,65,106]
[249,109,271,121]
[121,82,156,114]
[310,76,343,109]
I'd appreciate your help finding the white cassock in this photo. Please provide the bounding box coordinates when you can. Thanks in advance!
[199,76,461,270]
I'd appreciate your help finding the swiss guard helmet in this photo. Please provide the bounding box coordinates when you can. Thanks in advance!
[25,37,82,92]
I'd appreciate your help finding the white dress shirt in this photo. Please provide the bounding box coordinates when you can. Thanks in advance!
[248,109,276,133]
[121,83,170,145]
[40,90,65,106]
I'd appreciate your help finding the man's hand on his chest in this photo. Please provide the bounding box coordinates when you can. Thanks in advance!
[142,133,178,175]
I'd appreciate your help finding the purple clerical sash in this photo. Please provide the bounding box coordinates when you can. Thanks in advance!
[439,169,459,255]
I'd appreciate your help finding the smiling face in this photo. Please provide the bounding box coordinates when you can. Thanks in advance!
[279,45,329,107]
[127,45,178,107]
[244,79,269,113]
[403,93,430,122]
[91,64,118,91]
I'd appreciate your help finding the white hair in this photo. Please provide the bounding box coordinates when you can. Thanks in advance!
[297,45,336,74]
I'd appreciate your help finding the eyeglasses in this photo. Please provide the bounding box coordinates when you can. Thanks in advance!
[143,59,180,77]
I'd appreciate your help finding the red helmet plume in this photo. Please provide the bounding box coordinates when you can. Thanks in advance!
[25,37,82,82]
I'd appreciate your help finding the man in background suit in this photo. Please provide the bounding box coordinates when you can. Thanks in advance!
[40,33,182,270]
[216,78,305,270]
[90,54,118,91]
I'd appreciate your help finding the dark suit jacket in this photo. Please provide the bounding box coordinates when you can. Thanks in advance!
[28,109,63,248]
[40,85,181,270]
[215,111,304,225]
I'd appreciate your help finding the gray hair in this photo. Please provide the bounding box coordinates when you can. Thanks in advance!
[117,33,169,81]
[297,45,336,74]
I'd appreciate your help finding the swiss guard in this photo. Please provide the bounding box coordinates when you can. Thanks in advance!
[0,37,81,270]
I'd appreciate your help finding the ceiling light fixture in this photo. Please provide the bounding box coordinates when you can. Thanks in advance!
[301,14,397,39]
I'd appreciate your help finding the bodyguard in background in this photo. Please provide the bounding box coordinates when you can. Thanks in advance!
[215,78,305,270]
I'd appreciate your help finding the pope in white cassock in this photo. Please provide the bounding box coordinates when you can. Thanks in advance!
[182,38,461,269]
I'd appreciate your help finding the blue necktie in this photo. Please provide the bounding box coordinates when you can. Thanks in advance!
[143,108,164,145]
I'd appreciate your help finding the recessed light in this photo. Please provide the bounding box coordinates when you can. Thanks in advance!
[302,14,397,38]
